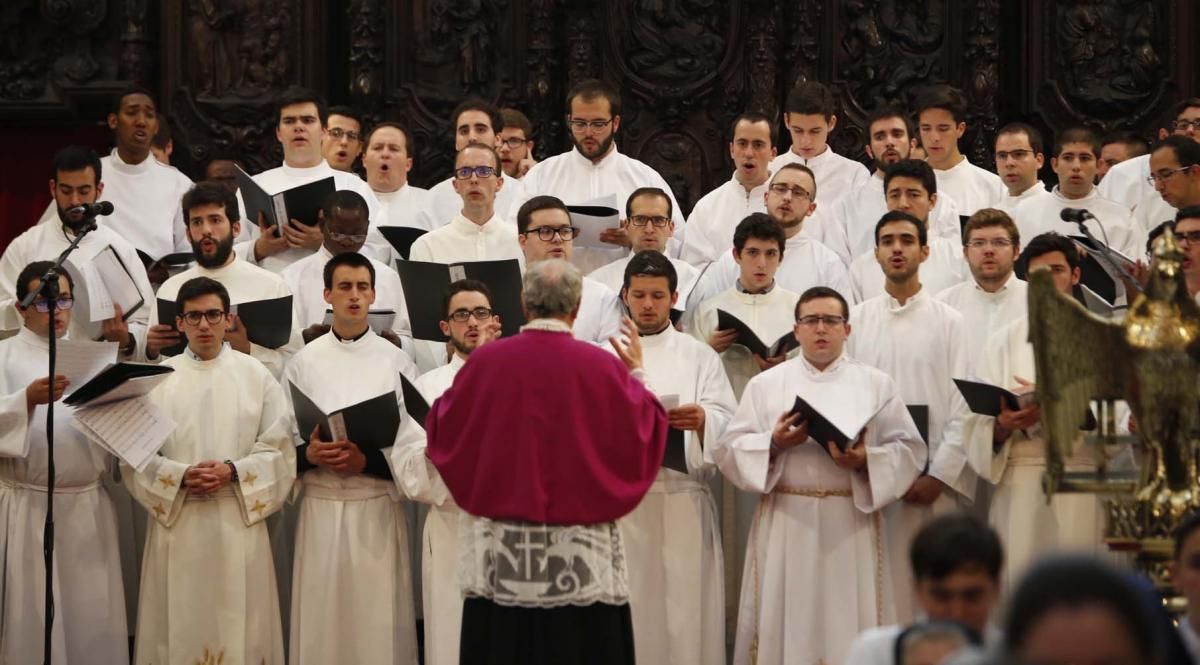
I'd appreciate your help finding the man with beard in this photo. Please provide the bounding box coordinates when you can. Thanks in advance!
[238,87,385,273]
[393,279,502,665]
[994,123,1050,214]
[824,108,963,265]
[35,88,194,265]
[915,85,1005,216]
[588,187,699,295]
[147,181,303,379]
[849,160,968,302]
[280,190,413,349]
[680,112,776,266]
[320,105,365,173]
[515,79,684,273]
[363,122,435,240]
[1,144,153,356]
[419,99,526,229]
[846,209,973,624]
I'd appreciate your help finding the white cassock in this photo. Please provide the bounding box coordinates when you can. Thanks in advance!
[280,246,414,347]
[933,159,1005,216]
[680,175,770,266]
[1096,153,1152,210]
[126,347,295,665]
[961,316,1106,588]
[515,147,685,272]
[0,329,127,665]
[0,220,154,352]
[588,251,699,297]
[394,354,465,665]
[768,147,872,210]
[846,290,974,624]
[408,214,524,266]
[686,233,853,326]
[1011,186,1144,257]
[850,238,967,303]
[995,181,1049,216]
[36,150,194,261]
[236,160,388,272]
[688,285,799,399]
[575,276,625,345]
[713,354,925,665]
[418,175,525,230]
[844,624,1003,665]
[372,183,436,265]
[1132,190,1177,236]
[152,259,304,379]
[821,175,964,265]
[935,274,1028,372]
[618,325,735,665]
[283,330,422,665]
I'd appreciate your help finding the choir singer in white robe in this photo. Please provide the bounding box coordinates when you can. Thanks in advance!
[283,252,421,665]
[846,210,974,624]
[714,286,925,665]
[916,86,1005,215]
[993,123,1050,215]
[0,263,127,665]
[363,122,435,237]
[126,276,295,665]
[1097,98,1200,209]
[588,187,699,294]
[617,251,735,665]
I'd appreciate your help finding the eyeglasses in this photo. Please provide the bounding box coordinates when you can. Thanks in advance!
[1172,120,1200,132]
[29,297,74,313]
[995,149,1035,161]
[568,118,614,131]
[966,238,1015,249]
[523,226,580,241]
[180,309,227,325]
[1146,166,1192,186]
[455,165,498,180]
[769,183,812,200]
[797,315,846,327]
[327,127,362,142]
[500,137,530,148]
[628,215,671,228]
[447,307,494,322]
[327,231,368,244]
[1176,230,1200,245]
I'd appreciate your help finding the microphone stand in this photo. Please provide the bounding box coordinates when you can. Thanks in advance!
[1071,216,1145,304]
[20,215,100,665]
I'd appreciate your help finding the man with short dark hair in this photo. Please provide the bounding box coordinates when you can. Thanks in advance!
[1135,135,1200,236]
[1098,131,1149,182]
[589,187,699,294]
[283,251,421,664]
[1100,98,1200,208]
[516,79,684,272]
[994,122,1049,213]
[617,250,735,665]
[0,261,129,664]
[1012,127,1141,257]
[362,122,435,235]
[1175,206,1200,299]
[681,112,777,265]
[127,276,294,664]
[844,514,1004,664]
[321,105,364,172]
[915,85,1005,215]
[498,107,537,179]
[714,285,926,665]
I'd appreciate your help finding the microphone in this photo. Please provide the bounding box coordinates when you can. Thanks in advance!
[1059,208,1095,224]
[69,201,115,217]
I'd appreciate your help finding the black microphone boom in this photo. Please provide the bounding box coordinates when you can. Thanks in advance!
[70,201,115,217]
[1060,207,1094,223]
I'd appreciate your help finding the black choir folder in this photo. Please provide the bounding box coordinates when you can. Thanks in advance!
[906,405,930,446]
[136,249,194,271]
[398,373,431,425]
[289,383,400,450]
[235,165,334,231]
[953,378,1031,417]
[156,295,293,356]
[64,363,174,407]
[786,396,885,454]
[716,309,799,359]
[396,259,525,341]
[378,226,428,261]
[663,427,687,474]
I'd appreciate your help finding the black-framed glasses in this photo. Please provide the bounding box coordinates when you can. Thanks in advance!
[797,314,845,327]
[180,309,227,325]
[29,297,73,313]
[523,226,580,241]
[769,183,812,200]
[455,165,498,180]
[447,307,494,322]
[995,149,1035,161]
[568,118,614,131]
[327,127,362,142]
[1172,120,1200,132]
[1176,230,1200,245]
[1147,166,1191,186]
[501,137,531,148]
[629,215,671,228]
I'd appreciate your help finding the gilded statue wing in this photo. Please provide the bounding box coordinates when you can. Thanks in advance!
[1027,268,1130,480]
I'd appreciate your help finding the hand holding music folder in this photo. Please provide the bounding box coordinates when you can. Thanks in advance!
[786,396,883,454]
[716,309,798,359]
[289,382,401,450]
[953,378,1032,417]
[64,362,175,407]
[236,165,334,232]
[395,259,525,341]
[157,295,293,356]
[566,194,621,250]
[378,226,428,261]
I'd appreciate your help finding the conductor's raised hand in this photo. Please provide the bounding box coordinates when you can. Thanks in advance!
[478,316,503,347]
[609,316,644,372]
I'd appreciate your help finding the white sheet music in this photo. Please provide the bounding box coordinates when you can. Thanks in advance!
[55,338,119,388]
[568,193,621,250]
[73,396,174,472]
[91,246,143,318]
[658,394,680,411]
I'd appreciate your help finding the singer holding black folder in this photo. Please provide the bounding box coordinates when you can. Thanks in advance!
[713,286,925,665]
[0,262,128,664]
[282,251,423,665]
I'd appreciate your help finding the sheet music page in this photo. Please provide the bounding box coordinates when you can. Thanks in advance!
[73,396,175,472]
[91,246,142,318]
[568,193,621,250]
[55,338,119,387]
[87,373,174,407]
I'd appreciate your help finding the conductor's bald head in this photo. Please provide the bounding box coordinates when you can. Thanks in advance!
[522,259,582,325]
